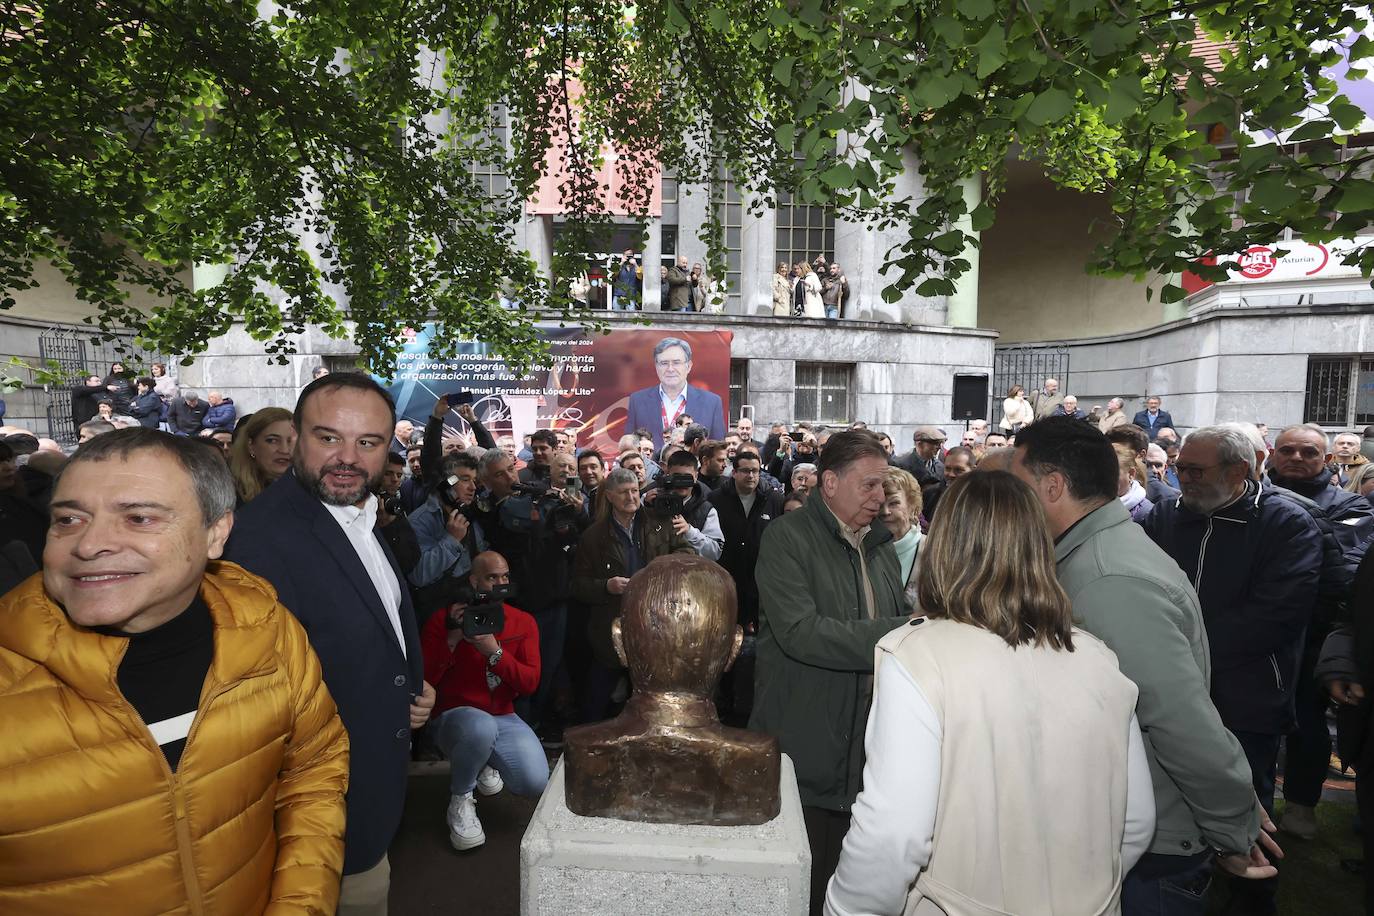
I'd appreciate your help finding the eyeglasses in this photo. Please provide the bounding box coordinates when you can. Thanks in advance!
[1174,463,1224,478]
[655,359,688,369]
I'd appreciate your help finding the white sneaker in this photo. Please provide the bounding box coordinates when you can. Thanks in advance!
[476,765,504,797]
[447,792,485,851]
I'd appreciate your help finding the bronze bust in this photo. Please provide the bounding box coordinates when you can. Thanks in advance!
[563,554,781,826]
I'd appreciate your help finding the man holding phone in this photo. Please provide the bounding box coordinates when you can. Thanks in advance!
[421,551,549,852]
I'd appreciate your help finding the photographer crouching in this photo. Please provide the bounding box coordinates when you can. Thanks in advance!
[421,551,549,852]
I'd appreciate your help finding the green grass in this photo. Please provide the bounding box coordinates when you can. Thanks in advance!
[1206,796,1361,915]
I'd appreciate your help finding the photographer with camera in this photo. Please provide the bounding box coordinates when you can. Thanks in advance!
[472,445,587,743]
[409,452,488,624]
[421,551,548,852]
[417,393,495,495]
[642,450,723,561]
[374,451,421,579]
[519,429,558,483]
[769,428,818,487]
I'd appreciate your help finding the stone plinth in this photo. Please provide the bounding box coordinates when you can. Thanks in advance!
[520,754,810,916]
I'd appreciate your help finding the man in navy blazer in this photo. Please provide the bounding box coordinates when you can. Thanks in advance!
[225,373,432,915]
[625,336,726,450]
[1132,396,1176,439]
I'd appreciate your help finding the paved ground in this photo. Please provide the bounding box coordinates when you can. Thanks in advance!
[386,758,1363,915]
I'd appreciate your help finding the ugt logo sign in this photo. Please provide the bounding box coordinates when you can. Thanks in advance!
[1238,246,1276,279]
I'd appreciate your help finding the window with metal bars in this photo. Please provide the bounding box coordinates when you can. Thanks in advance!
[730,360,748,421]
[466,105,510,201]
[775,190,836,273]
[1305,357,1354,426]
[794,362,852,424]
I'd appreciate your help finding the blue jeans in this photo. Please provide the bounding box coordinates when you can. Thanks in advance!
[433,706,549,798]
[1121,851,1215,916]
[610,293,637,311]
[824,305,839,319]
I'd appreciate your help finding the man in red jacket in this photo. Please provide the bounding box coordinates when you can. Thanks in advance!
[422,550,549,851]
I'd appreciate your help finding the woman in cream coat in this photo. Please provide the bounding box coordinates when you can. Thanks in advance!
[772,262,793,316]
[796,261,824,318]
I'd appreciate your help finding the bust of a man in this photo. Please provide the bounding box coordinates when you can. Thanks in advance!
[564,555,781,826]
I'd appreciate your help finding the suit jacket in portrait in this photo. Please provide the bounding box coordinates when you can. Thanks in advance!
[626,384,726,449]
[224,470,423,876]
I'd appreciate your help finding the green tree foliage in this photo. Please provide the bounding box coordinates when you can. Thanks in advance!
[2,0,1371,371]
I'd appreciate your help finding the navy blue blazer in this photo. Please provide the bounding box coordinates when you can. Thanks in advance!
[1132,409,1175,435]
[626,384,726,448]
[224,470,423,875]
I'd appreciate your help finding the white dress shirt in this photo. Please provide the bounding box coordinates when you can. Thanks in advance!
[324,494,407,657]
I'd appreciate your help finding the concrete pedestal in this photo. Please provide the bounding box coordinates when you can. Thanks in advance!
[520,754,810,916]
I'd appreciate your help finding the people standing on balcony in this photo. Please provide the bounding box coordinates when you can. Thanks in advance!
[666,255,691,313]
[772,262,792,316]
[822,262,849,320]
[569,273,589,309]
[659,265,669,309]
[612,249,641,311]
[1030,377,1064,421]
[795,261,824,318]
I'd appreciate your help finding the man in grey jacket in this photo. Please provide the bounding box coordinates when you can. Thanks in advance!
[1011,417,1279,914]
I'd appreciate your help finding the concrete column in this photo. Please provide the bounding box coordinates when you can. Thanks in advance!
[945,175,982,328]
[739,190,777,315]
[642,216,662,309]
[677,182,710,268]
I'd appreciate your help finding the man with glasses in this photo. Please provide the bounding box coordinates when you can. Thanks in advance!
[1141,426,1323,915]
[625,337,725,450]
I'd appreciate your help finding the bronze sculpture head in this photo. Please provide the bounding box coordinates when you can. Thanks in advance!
[565,554,781,826]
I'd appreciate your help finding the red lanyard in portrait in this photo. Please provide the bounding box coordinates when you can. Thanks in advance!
[661,396,685,434]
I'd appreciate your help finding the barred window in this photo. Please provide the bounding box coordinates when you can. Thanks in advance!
[794,362,852,424]
[467,105,510,201]
[775,190,835,272]
[730,360,748,421]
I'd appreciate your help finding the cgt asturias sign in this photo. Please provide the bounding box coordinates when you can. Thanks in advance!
[1183,235,1374,294]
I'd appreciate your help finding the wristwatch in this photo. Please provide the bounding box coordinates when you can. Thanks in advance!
[487,647,503,668]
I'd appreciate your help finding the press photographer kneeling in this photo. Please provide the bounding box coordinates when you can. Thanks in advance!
[420,551,549,852]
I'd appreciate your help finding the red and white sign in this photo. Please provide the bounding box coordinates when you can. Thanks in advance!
[1184,235,1374,294]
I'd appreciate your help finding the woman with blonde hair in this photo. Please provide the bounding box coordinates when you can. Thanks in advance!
[1345,461,1374,498]
[827,471,1154,916]
[1113,442,1154,522]
[1000,384,1034,434]
[229,407,296,504]
[794,260,824,318]
[879,467,925,612]
[772,262,792,316]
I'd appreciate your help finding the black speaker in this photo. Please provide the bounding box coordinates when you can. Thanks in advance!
[951,374,989,421]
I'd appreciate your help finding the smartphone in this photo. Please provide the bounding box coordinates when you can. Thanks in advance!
[740,404,754,420]
[565,477,582,493]
[446,391,474,407]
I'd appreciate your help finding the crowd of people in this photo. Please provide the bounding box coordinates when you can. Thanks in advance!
[565,249,853,318]
[0,366,1371,916]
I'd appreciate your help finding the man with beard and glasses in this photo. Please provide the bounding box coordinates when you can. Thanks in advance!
[225,373,434,916]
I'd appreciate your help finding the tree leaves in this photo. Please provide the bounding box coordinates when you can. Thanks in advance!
[1025,88,1074,126]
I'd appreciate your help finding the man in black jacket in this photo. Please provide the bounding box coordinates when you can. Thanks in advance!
[167,391,209,436]
[1141,425,1323,915]
[1264,423,1372,840]
[225,373,433,915]
[709,450,783,726]
[891,426,944,487]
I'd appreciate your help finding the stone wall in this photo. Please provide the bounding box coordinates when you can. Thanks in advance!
[1016,303,1374,433]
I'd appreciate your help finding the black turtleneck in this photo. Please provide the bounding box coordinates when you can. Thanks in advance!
[98,597,214,771]
[1267,467,1330,499]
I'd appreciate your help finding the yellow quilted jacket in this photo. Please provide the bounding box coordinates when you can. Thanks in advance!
[0,562,349,915]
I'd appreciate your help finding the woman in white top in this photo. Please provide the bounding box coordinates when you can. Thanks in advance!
[826,470,1155,916]
[1000,383,1034,433]
[795,261,824,318]
[880,467,924,613]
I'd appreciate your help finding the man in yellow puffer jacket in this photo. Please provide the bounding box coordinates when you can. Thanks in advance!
[0,427,349,915]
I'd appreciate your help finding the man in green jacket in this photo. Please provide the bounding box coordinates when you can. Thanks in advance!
[1011,418,1279,914]
[750,430,907,914]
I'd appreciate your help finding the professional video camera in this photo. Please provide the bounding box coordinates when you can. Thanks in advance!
[647,472,695,516]
[444,583,512,638]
